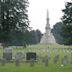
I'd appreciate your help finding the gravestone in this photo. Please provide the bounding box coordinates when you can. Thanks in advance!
[3,48,12,61]
[26,52,36,61]
[42,56,49,66]
[61,55,68,66]
[15,52,23,66]
[15,52,23,60]
[15,58,20,66]
[53,54,59,64]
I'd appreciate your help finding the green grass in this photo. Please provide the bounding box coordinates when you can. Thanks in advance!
[0,44,72,72]
[0,62,72,72]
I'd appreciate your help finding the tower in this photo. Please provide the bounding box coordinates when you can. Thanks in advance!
[40,9,56,44]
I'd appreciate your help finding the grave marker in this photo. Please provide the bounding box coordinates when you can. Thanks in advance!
[61,55,68,66]
[26,52,36,61]
[53,54,59,64]
[3,48,12,61]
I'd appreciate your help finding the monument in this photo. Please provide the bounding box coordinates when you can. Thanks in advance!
[40,9,56,44]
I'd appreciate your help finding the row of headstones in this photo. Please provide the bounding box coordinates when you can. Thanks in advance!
[41,54,72,66]
[0,48,72,67]
[1,54,72,67]
[0,55,72,67]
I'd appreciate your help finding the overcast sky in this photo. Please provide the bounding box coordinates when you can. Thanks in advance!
[28,0,71,33]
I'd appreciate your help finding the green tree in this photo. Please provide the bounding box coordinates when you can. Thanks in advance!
[28,29,42,44]
[52,22,64,44]
[61,1,72,45]
[0,0,29,46]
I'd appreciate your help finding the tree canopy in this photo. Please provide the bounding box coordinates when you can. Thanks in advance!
[52,22,64,44]
[61,1,72,45]
[0,0,29,46]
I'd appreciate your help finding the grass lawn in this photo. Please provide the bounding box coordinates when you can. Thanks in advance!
[0,62,72,72]
[0,44,72,72]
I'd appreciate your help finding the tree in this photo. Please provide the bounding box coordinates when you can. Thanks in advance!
[61,1,72,45]
[0,0,29,46]
[52,22,64,44]
[35,29,42,43]
[28,29,42,44]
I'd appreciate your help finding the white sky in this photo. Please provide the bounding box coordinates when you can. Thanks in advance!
[28,0,71,33]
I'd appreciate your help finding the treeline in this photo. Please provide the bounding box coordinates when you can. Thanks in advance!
[0,29,42,46]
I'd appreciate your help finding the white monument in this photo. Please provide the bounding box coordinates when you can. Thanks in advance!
[40,10,56,44]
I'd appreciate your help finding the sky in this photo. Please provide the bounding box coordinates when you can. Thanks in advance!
[28,0,71,33]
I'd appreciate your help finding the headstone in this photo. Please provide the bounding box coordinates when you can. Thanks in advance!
[53,54,59,64]
[3,48,12,61]
[15,52,23,60]
[26,52,36,61]
[15,58,20,66]
[15,52,23,66]
[43,56,49,66]
[61,55,68,66]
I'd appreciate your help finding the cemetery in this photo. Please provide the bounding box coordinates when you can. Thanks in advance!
[0,44,72,72]
[0,0,72,72]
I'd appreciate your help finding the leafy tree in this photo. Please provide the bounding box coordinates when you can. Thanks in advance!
[61,1,72,45]
[52,22,64,44]
[11,30,30,46]
[0,0,29,46]
[35,29,42,43]
[28,29,42,44]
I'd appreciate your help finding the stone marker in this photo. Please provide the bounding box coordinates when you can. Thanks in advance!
[15,58,20,66]
[53,54,59,64]
[26,52,36,61]
[15,52,23,60]
[61,55,68,66]
[15,52,23,66]
[3,48,12,61]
